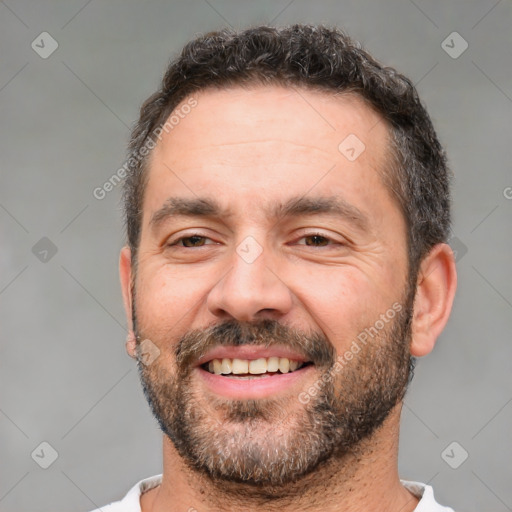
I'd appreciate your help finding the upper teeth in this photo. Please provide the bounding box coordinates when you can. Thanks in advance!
[206,357,304,375]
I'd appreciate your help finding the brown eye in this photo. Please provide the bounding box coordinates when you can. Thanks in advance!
[180,236,207,247]
[168,235,213,248]
[303,235,330,247]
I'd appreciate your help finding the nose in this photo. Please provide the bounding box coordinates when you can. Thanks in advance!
[206,236,293,322]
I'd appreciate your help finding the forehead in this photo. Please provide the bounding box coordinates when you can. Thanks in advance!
[151,85,389,161]
[143,85,396,228]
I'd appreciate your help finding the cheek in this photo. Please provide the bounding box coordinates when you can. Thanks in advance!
[135,264,218,336]
[289,266,394,342]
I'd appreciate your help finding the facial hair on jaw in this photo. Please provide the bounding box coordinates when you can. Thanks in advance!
[132,291,415,489]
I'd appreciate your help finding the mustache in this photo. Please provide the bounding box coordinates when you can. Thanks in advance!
[173,318,336,373]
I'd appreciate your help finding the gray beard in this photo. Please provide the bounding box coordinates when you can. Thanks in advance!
[134,295,415,489]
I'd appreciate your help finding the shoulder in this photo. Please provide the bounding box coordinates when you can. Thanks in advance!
[88,474,163,512]
[401,480,455,511]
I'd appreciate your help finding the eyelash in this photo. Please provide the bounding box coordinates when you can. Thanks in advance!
[167,232,342,248]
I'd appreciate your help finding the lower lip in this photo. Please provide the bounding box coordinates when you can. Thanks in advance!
[196,365,315,400]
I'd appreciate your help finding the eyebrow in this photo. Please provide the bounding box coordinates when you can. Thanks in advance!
[149,195,369,233]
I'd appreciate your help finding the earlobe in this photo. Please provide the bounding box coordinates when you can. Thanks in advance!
[125,330,137,360]
[410,243,457,357]
[119,246,137,359]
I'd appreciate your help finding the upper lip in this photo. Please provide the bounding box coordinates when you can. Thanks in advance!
[195,345,312,367]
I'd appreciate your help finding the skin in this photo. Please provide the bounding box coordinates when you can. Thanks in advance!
[119,85,457,511]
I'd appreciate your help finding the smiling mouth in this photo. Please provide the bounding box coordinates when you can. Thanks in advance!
[200,356,314,378]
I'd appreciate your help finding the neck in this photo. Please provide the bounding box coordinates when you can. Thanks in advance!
[141,404,418,512]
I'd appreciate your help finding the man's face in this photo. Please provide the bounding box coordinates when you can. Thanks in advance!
[128,86,413,486]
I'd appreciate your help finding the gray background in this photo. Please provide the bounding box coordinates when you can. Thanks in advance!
[1,1,511,510]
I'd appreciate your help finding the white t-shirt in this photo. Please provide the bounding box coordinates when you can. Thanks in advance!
[90,475,455,511]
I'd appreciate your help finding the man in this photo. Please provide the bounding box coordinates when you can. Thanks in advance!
[93,24,457,511]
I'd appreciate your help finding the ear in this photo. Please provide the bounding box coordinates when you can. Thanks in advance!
[119,245,137,359]
[410,243,457,357]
